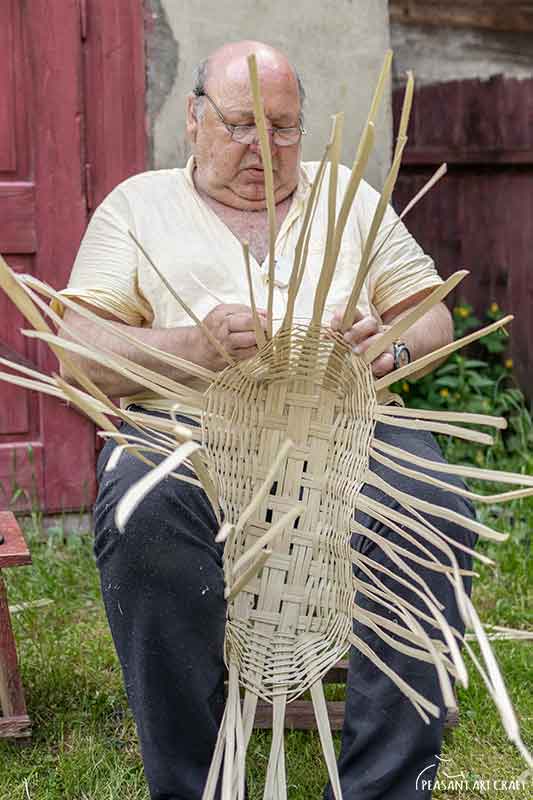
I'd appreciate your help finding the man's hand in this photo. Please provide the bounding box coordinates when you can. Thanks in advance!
[330,307,394,378]
[197,304,268,371]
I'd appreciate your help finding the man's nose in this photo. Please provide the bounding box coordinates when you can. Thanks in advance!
[248,129,277,153]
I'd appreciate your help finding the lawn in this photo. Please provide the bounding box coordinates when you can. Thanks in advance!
[0,477,531,799]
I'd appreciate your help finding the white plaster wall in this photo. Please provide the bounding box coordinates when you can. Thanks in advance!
[147,0,392,190]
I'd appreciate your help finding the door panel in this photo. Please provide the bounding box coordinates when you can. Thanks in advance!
[0,0,95,511]
[393,77,533,399]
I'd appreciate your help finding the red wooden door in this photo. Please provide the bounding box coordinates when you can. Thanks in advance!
[0,0,146,512]
[0,0,95,512]
[393,77,533,398]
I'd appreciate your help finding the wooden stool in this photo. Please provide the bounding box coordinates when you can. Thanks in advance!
[0,511,32,739]
[252,659,459,731]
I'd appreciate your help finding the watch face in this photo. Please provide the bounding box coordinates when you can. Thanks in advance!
[397,347,410,367]
[394,342,411,369]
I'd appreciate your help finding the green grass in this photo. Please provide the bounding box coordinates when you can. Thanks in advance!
[0,492,531,800]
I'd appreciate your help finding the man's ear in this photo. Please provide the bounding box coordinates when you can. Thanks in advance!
[186,94,199,143]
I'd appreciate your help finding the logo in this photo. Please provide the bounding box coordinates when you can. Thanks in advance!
[415,755,532,793]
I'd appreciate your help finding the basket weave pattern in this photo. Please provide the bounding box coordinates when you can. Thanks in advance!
[204,326,375,703]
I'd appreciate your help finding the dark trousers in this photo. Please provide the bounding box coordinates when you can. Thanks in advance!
[93,418,476,800]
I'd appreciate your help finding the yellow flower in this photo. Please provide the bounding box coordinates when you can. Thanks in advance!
[490,302,499,314]
[505,358,513,369]
[402,382,410,393]
[456,306,470,319]
[475,450,485,466]
[439,388,449,398]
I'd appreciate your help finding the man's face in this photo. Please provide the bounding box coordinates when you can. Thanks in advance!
[187,60,302,209]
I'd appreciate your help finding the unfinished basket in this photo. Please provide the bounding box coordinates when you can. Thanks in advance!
[0,52,531,800]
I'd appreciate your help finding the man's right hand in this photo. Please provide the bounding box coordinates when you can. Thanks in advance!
[196,304,268,371]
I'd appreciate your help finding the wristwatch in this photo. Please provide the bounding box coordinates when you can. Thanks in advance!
[392,340,411,370]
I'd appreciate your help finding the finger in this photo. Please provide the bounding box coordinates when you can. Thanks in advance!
[228,331,260,351]
[220,304,255,316]
[330,305,363,332]
[343,316,379,348]
[233,346,259,362]
[371,352,394,377]
[347,329,382,355]
[227,313,267,334]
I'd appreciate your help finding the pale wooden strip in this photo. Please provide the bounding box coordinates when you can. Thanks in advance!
[394,71,414,156]
[129,230,235,366]
[364,270,468,363]
[464,598,533,768]
[350,632,439,721]
[242,240,266,348]
[341,136,407,330]
[226,548,272,601]
[0,356,55,385]
[375,315,513,391]
[353,549,468,689]
[310,113,344,327]
[201,706,228,800]
[366,470,508,543]
[282,143,331,332]
[115,441,201,531]
[372,438,533,489]
[370,446,533,504]
[0,370,70,401]
[23,329,205,406]
[247,54,277,339]
[328,121,375,276]
[222,662,238,800]
[376,404,507,430]
[375,412,494,445]
[310,681,344,800]
[232,504,304,575]
[234,439,294,535]
[21,273,216,383]
[263,694,287,800]
[367,50,393,128]
[353,604,458,706]
[366,164,448,275]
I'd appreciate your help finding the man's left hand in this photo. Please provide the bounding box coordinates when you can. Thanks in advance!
[330,307,394,378]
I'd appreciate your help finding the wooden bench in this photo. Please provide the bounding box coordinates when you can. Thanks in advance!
[242,661,459,732]
[0,511,32,739]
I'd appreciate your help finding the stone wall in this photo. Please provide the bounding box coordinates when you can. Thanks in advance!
[145,0,392,189]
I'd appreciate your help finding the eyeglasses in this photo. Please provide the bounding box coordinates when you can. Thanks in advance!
[194,90,306,147]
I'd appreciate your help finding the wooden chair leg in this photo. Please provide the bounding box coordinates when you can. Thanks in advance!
[0,571,31,739]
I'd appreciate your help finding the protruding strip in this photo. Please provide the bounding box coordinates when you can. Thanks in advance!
[242,240,266,348]
[23,273,215,383]
[350,631,439,721]
[367,470,508,543]
[375,315,513,391]
[375,404,507,430]
[310,681,344,799]
[248,54,277,338]
[232,504,304,575]
[129,230,235,366]
[225,548,272,601]
[234,438,294,535]
[115,441,202,532]
[364,164,448,276]
[310,113,344,327]
[363,270,468,363]
[375,412,494,446]
[369,446,533,504]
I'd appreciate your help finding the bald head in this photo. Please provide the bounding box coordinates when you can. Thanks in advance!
[187,40,304,210]
[193,40,306,114]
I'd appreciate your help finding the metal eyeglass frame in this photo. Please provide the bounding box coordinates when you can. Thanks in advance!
[193,89,306,146]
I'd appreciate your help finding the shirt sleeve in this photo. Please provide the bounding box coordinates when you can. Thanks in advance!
[52,184,153,326]
[356,181,443,318]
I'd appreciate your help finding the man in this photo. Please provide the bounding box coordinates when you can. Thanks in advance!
[60,41,474,800]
